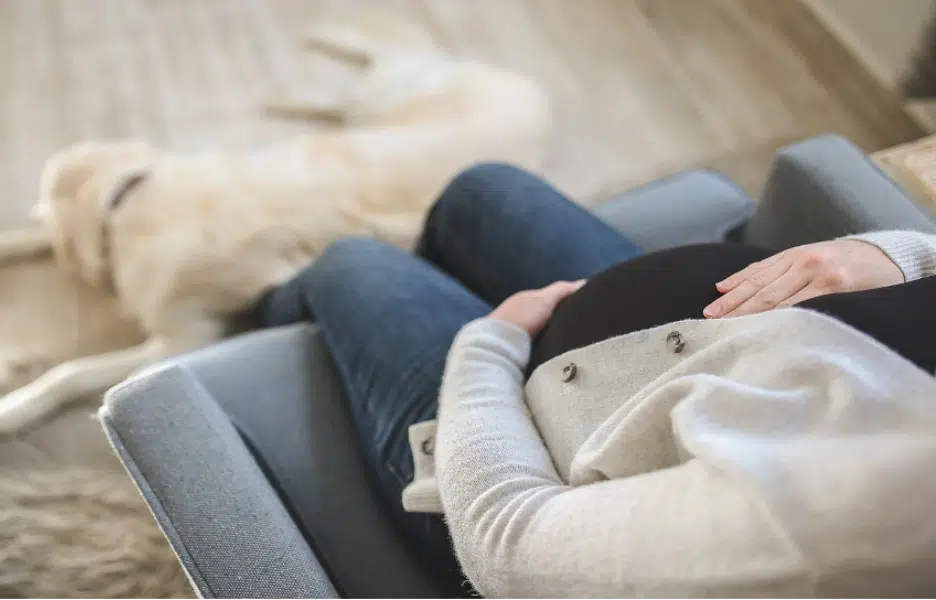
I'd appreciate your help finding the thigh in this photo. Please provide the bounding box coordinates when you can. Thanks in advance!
[257,238,487,592]
[417,163,643,306]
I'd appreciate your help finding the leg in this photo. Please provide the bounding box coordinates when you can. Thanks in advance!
[0,317,224,434]
[258,238,488,594]
[0,339,166,434]
[264,12,439,124]
[0,227,53,265]
[299,11,439,63]
[417,163,643,306]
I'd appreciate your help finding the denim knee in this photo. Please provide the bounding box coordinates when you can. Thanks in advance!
[449,162,529,193]
[425,162,533,232]
[313,237,402,278]
[321,237,390,261]
[440,162,528,207]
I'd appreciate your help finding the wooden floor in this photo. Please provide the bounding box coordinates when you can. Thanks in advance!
[0,0,924,225]
[0,0,925,597]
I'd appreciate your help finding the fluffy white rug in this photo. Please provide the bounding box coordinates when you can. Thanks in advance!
[0,467,193,598]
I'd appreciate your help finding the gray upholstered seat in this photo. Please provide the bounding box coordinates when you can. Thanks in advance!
[100,135,936,598]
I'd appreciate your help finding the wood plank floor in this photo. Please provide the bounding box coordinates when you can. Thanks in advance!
[0,0,923,227]
[0,1,925,597]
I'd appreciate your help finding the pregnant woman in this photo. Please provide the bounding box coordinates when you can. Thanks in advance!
[256,163,936,597]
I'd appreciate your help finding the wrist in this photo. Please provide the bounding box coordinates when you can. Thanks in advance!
[475,317,533,345]
[843,231,935,282]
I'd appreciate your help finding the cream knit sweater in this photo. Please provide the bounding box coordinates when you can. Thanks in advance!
[402,230,936,597]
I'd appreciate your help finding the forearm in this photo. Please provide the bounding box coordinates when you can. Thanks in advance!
[846,229,936,281]
[435,318,565,593]
[435,317,559,498]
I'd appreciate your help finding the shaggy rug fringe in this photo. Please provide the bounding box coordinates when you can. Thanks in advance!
[0,467,193,598]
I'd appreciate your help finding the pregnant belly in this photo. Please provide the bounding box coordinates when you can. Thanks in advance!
[528,243,774,376]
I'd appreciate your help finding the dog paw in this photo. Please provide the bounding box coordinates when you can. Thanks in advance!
[0,360,60,434]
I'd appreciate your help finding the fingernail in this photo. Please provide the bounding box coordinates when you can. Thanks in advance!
[703,305,720,318]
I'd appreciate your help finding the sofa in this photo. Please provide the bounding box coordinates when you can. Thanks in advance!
[99,134,936,598]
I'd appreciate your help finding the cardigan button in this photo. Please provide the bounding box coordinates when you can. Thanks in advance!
[561,362,578,382]
[420,437,434,456]
[666,331,686,354]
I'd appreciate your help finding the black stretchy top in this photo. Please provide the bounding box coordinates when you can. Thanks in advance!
[528,243,936,377]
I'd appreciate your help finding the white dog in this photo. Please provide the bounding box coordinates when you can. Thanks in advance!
[0,11,551,432]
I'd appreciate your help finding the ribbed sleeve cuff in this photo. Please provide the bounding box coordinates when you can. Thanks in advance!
[845,230,936,282]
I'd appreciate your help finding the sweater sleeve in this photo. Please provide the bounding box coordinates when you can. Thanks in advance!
[845,229,936,281]
[435,318,805,597]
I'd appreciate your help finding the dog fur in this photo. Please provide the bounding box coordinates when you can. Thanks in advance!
[0,11,551,432]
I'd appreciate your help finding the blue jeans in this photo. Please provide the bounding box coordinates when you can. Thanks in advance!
[258,163,641,592]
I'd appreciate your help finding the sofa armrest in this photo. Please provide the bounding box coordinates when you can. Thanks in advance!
[100,363,339,599]
[594,170,756,252]
[103,325,453,599]
[742,134,936,249]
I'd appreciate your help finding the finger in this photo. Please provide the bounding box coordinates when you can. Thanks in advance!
[542,279,586,295]
[537,279,586,304]
[721,269,810,317]
[555,279,586,298]
[716,252,786,292]
[704,259,790,318]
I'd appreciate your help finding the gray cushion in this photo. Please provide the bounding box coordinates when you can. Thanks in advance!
[596,169,756,251]
[743,134,936,249]
[104,324,453,599]
[102,362,338,599]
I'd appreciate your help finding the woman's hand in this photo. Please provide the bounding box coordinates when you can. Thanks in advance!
[491,280,586,336]
[703,239,904,318]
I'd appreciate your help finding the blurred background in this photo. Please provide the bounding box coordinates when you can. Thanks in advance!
[0,0,933,597]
